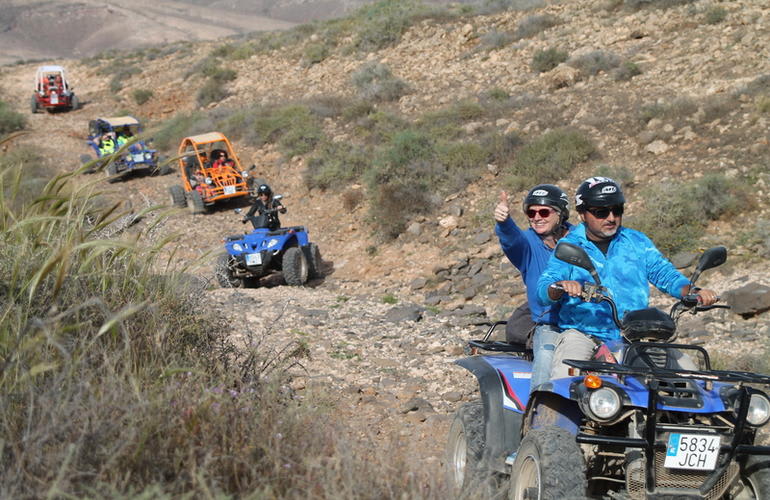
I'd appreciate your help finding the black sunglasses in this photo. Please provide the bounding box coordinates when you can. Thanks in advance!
[585,205,624,219]
[526,208,555,218]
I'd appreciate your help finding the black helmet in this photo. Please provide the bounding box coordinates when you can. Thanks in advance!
[523,184,569,221]
[257,184,272,197]
[575,177,625,211]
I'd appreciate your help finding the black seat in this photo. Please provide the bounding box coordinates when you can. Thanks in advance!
[622,308,675,342]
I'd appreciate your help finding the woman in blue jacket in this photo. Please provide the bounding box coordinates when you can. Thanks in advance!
[495,184,572,392]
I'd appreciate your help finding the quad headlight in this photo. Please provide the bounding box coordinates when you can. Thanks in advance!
[588,387,622,420]
[267,239,279,248]
[242,171,249,177]
[747,393,770,427]
[232,243,243,252]
[144,152,152,160]
[205,177,213,185]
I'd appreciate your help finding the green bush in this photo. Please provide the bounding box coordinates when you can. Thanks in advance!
[594,164,635,188]
[132,88,153,105]
[513,14,560,40]
[350,61,410,102]
[567,50,621,77]
[107,65,142,94]
[630,173,751,254]
[477,30,514,51]
[196,79,229,107]
[352,0,428,52]
[477,0,545,14]
[505,128,595,190]
[612,61,642,81]
[531,47,568,73]
[304,141,369,190]
[0,100,26,135]
[418,99,485,139]
[303,43,331,66]
[622,0,696,10]
[704,6,727,24]
[151,111,211,150]
[253,105,324,157]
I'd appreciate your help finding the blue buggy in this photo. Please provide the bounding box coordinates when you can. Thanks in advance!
[447,244,770,499]
[215,199,322,288]
[81,116,169,182]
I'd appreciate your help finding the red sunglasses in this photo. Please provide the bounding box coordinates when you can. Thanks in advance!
[526,208,554,218]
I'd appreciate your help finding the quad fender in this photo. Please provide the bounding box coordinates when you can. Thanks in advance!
[523,389,582,436]
[455,356,524,474]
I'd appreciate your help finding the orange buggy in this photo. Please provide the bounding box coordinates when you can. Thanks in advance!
[168,132,253,214]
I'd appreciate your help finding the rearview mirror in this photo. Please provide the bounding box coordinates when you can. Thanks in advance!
[690,246,727,284]
[555,242,602,285]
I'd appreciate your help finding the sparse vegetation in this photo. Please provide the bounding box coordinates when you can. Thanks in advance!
[477,29,514,51]
[382,294,398,304]
[197,79,229,107]
[567,50,622,77]
[351,62,410,102]
[0,99,26,134]
[513,13,560,40]
[505,128,595,191]
[704,5,728,24]
[303,42,331,66]
[630,173,752,255]
[531,47,568,73]
[612,60,642,81]
[132,88,153,105]
[252,105,324,157]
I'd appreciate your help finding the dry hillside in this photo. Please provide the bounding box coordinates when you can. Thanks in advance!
[2,0,770,482]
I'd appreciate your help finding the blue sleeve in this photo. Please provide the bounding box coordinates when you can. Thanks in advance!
[495,217,529,270]
[642,234,690,298]
[536,252,571,306]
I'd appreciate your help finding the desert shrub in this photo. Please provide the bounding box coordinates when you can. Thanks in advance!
[352,0,429,52]
[437,142,487,191]
[0,100,26,135]
[350,62,410,102]
[477,29,514,51]
[704,5,727,24]
[505,128,595,190]
[205,67,238,83]
[631,173,751,254]
[253,105,324,157]
[355,110,409,144]
[622,0,696,10]
[594,164,635,187]
[132,88,153,105]
[365,130,437,239]
[418,99,485,139]
[210,43,236,58]
[513,14,560,40]
[639,96,698,124]
[196,78,229,107]
[611,60,642,81]
[342,187,365,210]
[477,0,545,14]
[567,50,621,77]
[108,65,142,93]
[735,74,770,99]
[483,87,511,101]
[757,96,770,114]
[151,111,210,150]
[302,43,331,66]
[531,47,568,73]
[737,218,770,259]
[341,100,375,121]
[480,131,523,165]
[304,141,369,190]
[304,95,354,118]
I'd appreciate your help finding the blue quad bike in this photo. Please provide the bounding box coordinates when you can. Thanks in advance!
[214,202,322,288]
[447,243,770,500]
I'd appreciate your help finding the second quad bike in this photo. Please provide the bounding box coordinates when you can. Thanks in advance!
[215,201,322,288]
[81,116,167,182]
[447,244,770,499]
[168,132,254,214]
[31,65,78,113]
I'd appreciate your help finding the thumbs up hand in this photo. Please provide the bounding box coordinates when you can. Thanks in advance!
[494,190,510,223]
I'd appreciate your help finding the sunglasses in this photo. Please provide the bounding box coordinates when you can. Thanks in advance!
[585,205,624,219]
[526,208,555,218]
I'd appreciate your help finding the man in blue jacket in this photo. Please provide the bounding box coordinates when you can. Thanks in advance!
[495,184,572,392]
[536,177,717,379]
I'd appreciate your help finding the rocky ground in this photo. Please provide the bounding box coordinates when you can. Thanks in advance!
[2,0,770,479]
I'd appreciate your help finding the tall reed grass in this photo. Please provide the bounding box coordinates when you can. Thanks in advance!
[0,143,444,498]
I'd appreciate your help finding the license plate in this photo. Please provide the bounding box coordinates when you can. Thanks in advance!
[223,185,236,195]
[132,154,144,162]
[664,433,720,470]
[245,253,262,266]
[50,93,58,104]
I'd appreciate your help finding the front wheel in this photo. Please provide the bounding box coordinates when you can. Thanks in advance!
[509,426,586,500]
[729,457,770,499]
[282,247,308,286]
[303,243,322,279]
[30,95,39,114]
[188,190,206,214]
[105,162,119,183]
[169,185,187,208]
[215,254,241,288]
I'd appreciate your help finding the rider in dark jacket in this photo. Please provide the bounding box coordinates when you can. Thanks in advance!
[243,184,286,230]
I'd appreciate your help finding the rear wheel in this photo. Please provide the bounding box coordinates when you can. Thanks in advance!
[282,247,308,286]
[214,254,241,288]
[157,159,172,176]
[509,426,587,500]
[30,95,39,114]
[80,154,95,173]
[70,94,79,110]
[188,190,206,214]
[303,243,322,279]
[169,185,187,208]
